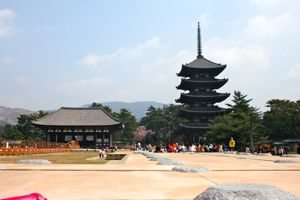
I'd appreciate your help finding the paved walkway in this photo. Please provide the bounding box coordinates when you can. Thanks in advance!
[0,151,299,200]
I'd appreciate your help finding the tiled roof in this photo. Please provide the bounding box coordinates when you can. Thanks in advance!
[185,57,225,69]
[32,107,120,126]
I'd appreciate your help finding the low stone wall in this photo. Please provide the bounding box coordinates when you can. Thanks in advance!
[0,148,71,156]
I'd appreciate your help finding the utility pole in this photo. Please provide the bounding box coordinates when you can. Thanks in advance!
[249,113,254,152]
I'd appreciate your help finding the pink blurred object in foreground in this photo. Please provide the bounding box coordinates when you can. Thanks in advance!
[1,193,47,200]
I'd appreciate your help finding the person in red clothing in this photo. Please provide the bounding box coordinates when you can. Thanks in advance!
[168,144,174,152]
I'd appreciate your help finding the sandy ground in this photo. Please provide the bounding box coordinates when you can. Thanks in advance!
[0,151,299,200]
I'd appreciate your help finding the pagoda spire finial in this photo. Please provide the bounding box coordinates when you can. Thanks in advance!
[197,22,203,58]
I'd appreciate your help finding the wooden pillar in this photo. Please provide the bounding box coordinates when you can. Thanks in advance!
[110,133,112,146]
[94,132,96,149]
[46,132,48,148]
[102,133,105,147]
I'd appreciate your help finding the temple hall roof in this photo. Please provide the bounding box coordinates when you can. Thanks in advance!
[32,107,121,127]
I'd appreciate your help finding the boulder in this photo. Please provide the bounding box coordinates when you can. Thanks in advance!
[18,159,52,164]
[281,154,300,158]
[274,160,300,163]
[172,166,209,173]
[194,184,300,200]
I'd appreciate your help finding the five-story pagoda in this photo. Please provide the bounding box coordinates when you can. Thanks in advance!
[176,22,230,142]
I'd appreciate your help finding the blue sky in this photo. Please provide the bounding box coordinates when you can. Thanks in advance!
[0,0,299,111]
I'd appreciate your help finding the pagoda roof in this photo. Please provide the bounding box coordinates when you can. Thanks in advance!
[181,106,227,114]
[32,107,121,127]
[184,57,225,69]
[176,92,230,103]
[177,64,226,77]
[180,122,210,130]
[177,78,228,90]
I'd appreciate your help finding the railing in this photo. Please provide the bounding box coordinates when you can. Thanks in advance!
[0,147,71,156]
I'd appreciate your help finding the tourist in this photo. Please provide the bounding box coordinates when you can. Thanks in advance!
[173,143,178,152]
[229,137,236,151]
[245,146,250,153]
[113,144,118,152]
[278,147,284,156]
[189,144,196,152]
[149,144,153,152]
[209,143,214,152]
[196,144,201,152]
[200,145,205,152]
[99,148,103,158]
[204,144,209,152]
[137,142,141,150]
[219,144,223,152]
[168,144,174,153]
[155,145,161,153]
[181,144,187,152]
[177,144,182,152]
[223,143,227,151]
[99,148,106,159]
[271,146,277,155]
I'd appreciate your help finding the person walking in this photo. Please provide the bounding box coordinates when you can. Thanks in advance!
[229,137,236,151]
[99,148,103,159]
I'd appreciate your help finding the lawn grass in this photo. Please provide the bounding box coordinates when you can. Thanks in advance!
[0,152,108,164]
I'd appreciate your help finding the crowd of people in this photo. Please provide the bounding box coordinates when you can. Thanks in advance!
[257,144,290,155]
[134,138,236,153]
[98,144,118,159]
[104,137,299,156]
[139,143,229,153]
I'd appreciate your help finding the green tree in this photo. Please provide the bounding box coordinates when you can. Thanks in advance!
[0,124,24,140]
[17,111,48,140]
[140,104,184,144]
[89,102,113,115]
[0,125,4,139]
[140,106,168,144]
[114,108,138,144]
[208,91,266,151]
[208,112,249,147]
[263,99,300,140]
[226,91,255,113]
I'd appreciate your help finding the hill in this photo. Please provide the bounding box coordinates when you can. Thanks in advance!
[0,106,33,125]
[0,101,166,125]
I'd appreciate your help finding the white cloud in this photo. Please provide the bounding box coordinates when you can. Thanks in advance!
[79,54,102,67]
[286,64,300,79]
[78,36,195,103]
[56,76,114,92]
[1,56,14,65]
[206,39,270,71]
[79,36,161,69]
[0,8,16,38]
[244,13,298,39]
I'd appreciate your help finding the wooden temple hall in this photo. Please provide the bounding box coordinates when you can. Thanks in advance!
[32,107,122,148]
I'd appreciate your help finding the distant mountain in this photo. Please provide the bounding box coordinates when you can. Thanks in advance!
[0,106,34,125]
[0,101,166,125]
[85,101,166,120]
